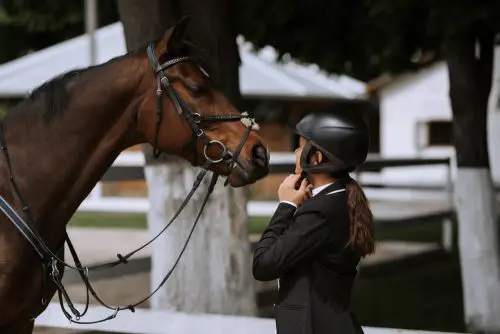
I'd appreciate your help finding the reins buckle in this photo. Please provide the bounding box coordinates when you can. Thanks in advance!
[50,258,59,278]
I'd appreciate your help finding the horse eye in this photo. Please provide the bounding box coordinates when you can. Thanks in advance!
[188,84,205,96]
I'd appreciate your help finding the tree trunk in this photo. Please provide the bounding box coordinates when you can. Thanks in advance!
[446,23,500,333]
[116,0,175,165]
[146,161,255,314]
[117,0,257,316]
[487,36,500,186]
[177,0,242,107]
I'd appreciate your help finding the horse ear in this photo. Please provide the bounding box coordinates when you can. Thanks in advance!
[163,15,191,53]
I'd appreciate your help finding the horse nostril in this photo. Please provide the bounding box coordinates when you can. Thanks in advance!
[252,144,269,169]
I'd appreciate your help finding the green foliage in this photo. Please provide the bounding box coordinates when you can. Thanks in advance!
[0,0,81,31]
[0,105,6,119]
[236,0,500,80]
[2,1,500,81]
[0,0,118,64]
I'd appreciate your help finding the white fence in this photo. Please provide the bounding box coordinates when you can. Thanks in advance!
[79,151,454,215]
[35,302,466,334]
[47,151,461,334]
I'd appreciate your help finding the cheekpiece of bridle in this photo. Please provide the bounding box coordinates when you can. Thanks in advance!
[146,43,259,173]
[0,41,261,325]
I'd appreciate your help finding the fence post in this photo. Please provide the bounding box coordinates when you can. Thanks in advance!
[441,158,454,253]
[88,181,103,201]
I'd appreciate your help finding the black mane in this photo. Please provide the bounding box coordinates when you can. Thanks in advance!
[11,38,207,123]
[26,69,87,122]
[17,50,137,123]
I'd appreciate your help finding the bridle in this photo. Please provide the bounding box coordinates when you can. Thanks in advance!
[146,43,258,169]
[0,41,260,324]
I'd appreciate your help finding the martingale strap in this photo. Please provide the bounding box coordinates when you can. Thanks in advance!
[0,196,46,259]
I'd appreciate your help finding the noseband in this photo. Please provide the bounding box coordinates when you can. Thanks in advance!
[0,42,261,325]
[146,43,259,173]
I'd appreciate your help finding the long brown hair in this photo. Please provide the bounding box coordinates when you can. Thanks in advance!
[344,174,375,257]
[307,147,375,257]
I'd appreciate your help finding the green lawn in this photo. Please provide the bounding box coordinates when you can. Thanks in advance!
[69,211,467,332]
[68,211,447,240]
[353,218,465,332]
[352,250,464,332]
[69,212,147,229]
[0,105,7,119]
[68,211,270,234]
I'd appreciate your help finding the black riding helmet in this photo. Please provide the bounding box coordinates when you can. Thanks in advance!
[294,110,369,174]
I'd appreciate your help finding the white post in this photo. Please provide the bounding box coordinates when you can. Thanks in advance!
[84,0,98,65]
[441,159,453,252]
[354,167,361,183]
[87,182,103,200]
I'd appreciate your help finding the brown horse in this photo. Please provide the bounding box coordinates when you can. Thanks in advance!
[0,18,269,333]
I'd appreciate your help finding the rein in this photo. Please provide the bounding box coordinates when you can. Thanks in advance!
[0,41,259,324]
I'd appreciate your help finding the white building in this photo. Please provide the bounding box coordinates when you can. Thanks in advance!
[374,56,500,186]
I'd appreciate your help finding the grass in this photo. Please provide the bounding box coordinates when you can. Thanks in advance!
[353,219,465,333]
[352,251,464,332]
[69,212,271,234]
[69,211,468,332]
[0,105,6,119]
[68,211,446,240]
[69,212,148,229]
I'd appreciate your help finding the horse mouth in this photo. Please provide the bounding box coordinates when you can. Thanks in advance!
[225,159,269,188]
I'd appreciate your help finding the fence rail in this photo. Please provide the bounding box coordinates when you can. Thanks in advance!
[101,151,451,181]
[81,151,455,252]
[52,152,458,333]
[35,302,465,334]
[85,151,454,215]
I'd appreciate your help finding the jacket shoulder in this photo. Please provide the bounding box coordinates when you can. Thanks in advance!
[297,189,347,217]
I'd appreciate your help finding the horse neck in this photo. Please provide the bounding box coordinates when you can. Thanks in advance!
[1,57,144,247]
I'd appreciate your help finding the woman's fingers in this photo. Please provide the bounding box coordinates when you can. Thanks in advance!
[282,174,302,189]
[298,179,308,192]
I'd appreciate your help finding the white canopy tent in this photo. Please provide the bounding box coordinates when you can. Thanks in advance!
[0,22,366,100]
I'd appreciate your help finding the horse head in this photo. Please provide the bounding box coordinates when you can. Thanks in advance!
[134,17,270,187]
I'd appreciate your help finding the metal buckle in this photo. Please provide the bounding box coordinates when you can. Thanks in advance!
[50,258,60,281]
[193,113,202,124]
[195,126,204,137]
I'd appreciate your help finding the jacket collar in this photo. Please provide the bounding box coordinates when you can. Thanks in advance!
[312,182,333,197]
[315,179,346,197]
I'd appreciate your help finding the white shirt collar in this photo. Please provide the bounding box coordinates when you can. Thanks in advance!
[312,182,334,197]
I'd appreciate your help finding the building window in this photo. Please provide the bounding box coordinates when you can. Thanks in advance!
[417,120,452,148]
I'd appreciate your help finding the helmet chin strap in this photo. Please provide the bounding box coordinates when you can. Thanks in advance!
[299,141,347,174]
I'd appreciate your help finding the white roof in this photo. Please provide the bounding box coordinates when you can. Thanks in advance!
[0,22,366,100]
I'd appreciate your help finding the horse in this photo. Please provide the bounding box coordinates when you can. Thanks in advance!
[0,17,270,333]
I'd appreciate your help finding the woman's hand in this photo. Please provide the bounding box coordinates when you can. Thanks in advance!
[278,174,313,206]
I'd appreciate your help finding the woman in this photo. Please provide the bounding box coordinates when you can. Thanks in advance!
[252,110,375,334]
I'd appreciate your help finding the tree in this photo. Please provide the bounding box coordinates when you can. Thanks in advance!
[116,0,257,315]
[237,1,500,332]
[488,42,500,188]
[0,0,118,64]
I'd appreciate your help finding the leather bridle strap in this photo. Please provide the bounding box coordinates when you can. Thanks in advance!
[145,43,259,168]
[146,45,210,161]
[54,173,219,325]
